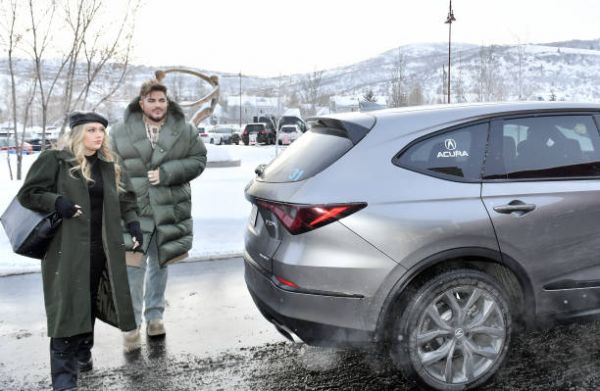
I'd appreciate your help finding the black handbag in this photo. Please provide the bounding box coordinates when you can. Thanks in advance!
[0,196,62,259]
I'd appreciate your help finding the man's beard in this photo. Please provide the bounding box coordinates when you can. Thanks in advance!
[144,110,167,123]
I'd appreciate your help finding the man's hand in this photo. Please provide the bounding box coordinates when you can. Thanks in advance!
[127,221,143,251]
[147,169,160,185]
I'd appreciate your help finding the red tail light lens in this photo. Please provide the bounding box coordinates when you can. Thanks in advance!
[275,275,299,289]
[256,200,367,235]
[200,133,208,136]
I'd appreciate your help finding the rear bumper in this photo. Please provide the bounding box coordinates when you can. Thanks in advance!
[242,134,270,144]
[244,257,375,348]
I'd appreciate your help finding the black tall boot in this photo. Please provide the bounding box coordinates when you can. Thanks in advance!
[50,337,79,391]
[76,332,94,372]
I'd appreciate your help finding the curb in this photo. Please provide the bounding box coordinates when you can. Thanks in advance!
[206,160,241,168]
[0,252,245,278]
[181,252,244,263]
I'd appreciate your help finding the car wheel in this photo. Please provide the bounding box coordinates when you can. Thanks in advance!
[210,138,214,144]
[390,269,511,391]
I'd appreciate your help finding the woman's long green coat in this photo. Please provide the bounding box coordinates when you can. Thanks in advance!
[17,150,138,338]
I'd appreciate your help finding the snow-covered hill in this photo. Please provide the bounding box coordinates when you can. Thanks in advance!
[2,38,600,123]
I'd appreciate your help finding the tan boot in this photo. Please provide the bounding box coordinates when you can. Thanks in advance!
[147,319,166,337]
[123,327,141,352]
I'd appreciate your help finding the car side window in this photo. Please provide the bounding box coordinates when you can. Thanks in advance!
[395,123,488,181]
[483,115,600,180]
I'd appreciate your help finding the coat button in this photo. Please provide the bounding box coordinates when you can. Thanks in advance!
[159,149,165,153]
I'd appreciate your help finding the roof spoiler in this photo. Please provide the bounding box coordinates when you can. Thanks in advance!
[306,113,376,145]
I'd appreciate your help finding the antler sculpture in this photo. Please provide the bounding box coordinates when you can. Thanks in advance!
[155,69,220,126]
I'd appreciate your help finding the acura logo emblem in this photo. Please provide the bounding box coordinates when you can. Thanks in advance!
[445,138,457,151]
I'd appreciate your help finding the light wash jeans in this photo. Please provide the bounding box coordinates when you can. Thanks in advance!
[127,232,168,326]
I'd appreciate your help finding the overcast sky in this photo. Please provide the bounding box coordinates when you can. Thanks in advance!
[132,0,600,77]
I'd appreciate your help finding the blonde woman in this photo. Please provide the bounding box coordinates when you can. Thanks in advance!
[17,112,143,391]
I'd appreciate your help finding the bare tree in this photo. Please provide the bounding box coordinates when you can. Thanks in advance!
[476,45,505,102]
[452,52,466,103]
[516,41,525,100]
[388,49,407,108]
[408,79,425,106]
[1,0,20,179]
[300,69,324,116]
[441,65,447,103]
[362,89,377,103]
[27,0,65,151]
[59,0,139,131]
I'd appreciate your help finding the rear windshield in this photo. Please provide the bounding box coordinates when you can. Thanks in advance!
[279,117,305,131]
[281,127,296,133]
[260,129,354,182]
[245,124,264,133]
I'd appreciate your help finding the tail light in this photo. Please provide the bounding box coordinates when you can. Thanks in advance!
[200,133,208,137]
[256,200,367,235]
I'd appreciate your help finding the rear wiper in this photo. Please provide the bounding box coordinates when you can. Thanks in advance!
[255,164,266,177]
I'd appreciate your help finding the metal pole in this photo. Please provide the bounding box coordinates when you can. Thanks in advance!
[448,21,452,104]
[445,0,456,104]
[239,72,242,130]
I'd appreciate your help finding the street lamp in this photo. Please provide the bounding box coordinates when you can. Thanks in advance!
[444,0,456,104]
[239,71,242,129]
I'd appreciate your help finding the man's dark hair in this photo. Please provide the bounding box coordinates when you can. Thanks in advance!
[139,79,167,98]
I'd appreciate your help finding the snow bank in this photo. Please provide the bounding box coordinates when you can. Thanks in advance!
[0,145,278,275]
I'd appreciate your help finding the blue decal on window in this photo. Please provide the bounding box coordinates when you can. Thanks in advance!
[289,169,304,181]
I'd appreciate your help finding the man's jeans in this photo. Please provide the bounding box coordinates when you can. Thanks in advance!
[127,232,168,326]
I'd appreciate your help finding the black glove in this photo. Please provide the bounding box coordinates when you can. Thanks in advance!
[55,196,79,219]
[127,221,143,249]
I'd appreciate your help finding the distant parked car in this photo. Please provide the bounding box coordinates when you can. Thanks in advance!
[242,123,275,145]
[230,130,241,145]
[27,138,54,151]
[278,110,307,133]
[0,138,33,154]
[254,115,277,134]
[200,126,240,145]
[198,127,209,142]
[277,124,301,145]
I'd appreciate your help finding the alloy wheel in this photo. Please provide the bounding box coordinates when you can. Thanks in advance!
[412,285,507,385]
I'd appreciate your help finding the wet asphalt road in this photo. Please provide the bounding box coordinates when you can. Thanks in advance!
[3,258,600,390]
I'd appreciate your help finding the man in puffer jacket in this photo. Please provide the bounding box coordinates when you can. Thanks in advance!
[111,78,207,351]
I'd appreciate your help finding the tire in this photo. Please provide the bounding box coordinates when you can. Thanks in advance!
[210,138,214,144]
[390,269,512,391]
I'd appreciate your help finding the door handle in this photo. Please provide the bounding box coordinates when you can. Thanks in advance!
[493,201,536,215]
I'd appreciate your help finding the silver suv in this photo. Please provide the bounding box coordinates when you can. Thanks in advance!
[244,102,600,390]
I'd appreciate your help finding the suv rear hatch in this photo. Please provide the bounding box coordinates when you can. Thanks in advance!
[244,113,376,272]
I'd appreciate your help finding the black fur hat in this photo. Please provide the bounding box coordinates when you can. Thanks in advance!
[69,111,108,129]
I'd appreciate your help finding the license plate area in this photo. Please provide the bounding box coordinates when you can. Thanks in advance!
[245,203,280,272]
[249,204,258,227]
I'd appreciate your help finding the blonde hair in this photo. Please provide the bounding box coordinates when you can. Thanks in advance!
[57,124,124,191]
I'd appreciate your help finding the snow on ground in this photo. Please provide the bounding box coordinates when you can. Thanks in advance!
[0,144,279,275]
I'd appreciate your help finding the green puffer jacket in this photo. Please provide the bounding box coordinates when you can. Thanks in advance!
[110,98,207,265]
[17,150,138,338]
